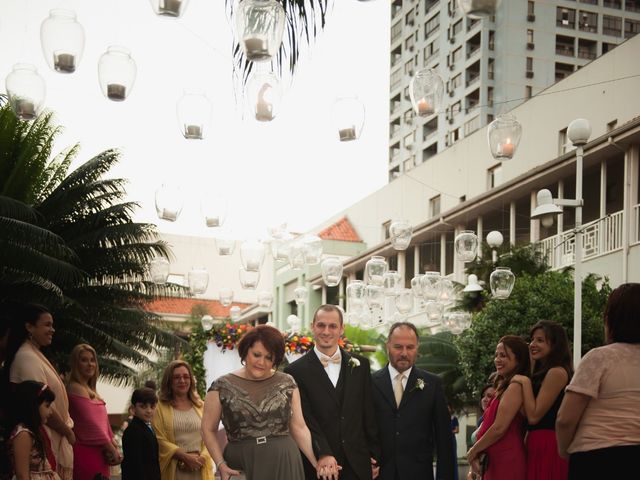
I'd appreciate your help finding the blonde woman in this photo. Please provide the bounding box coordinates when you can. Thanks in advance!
[152,361,213,480]
[67,344,120,480]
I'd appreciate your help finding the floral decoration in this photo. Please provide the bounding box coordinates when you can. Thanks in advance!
[211,323,251,352]
[348,356,360,371]
[284,332,314,355]
[411,378,426,392]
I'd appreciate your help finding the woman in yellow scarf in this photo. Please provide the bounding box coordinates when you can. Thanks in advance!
[152,360,213,480]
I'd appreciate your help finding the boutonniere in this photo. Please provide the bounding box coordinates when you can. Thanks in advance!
[348,357,360,371]
[411,378,425,392]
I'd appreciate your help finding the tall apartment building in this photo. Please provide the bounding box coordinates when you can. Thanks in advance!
[388,0,640,181]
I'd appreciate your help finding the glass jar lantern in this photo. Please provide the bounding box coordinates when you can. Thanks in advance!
[425,300,444,325]
[287,314,301,332]
[239,268,260,290]
[389,220,413,250]
[365,256,388,287]
[98,46,136,101]
[201,195,227,228]
[248,71,282,122]
[394,288,414,315]
[177,91,212,139]
[488,114,522,161]
[215,237,236,256]
[236,0,286,62]
[455,230,479,262]
[150,0,190,17]
[294,286,308,306]
[230,305,241,321]
[219,287,234,307]
[40,9,85,74]
[409,68,444,118]
[257,290,273,308]
[383,271,402,296]
[457,0,501,19]
[411,274,424,298]
[201,315,214,331]
[240,239,265,272]
[149,257,170,285]
[332,96,365,142]
[155,184,183,222]
[490,266,515,299]
[5,64,46,121]
[301,234,323,265]
[188,266,209,295]
[365,284,385,309]
[420,271,442,300]
[321,257,343,287]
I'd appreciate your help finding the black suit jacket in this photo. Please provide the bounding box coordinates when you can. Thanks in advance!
[372,366,454,480]
[285,349,380,480]
[121,416,161,480]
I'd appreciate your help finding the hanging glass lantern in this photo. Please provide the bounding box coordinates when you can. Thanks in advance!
[487,113,522,161]
[98,46,137,101]
[188,266,209,295]
[389,220,413,250]
[395,288,414,315]
[155,184,183,222]
[201,195,227,228]
[257,290,273,308]
[294,286,308,306]
[149,257,170,285]
[287,314,301,332]
[5,64,46,121]
[201,314,214,331]
[365,256,388,287]
[365,284,385,309]
[177,91,212,139]
[458,0,501,19]
[236,0,286,62]
[219,287,234,307]
[425,300,444,325]
[383,271,402,296]
[420,271,442,300]
[455,230,479,263]
[287,240,305,270]
[321,257,343,287]
[230,305,241,321]
[457,312,472,331]
[240,239,265,272]
[346,280,366,309]
[332,96,365,142]
[490,266,515,299]
[409,68,445,118]
[438,278,455,305]
[247,71,282,122]
[215,237,236,256]
[443,312,460,333]
[40,9,85,74]
[150,0,191,17]
[346,311,361,327]
[411,274,423,298]
[301,234,323,265]
[272,235,293,262]
[239,268,260,290]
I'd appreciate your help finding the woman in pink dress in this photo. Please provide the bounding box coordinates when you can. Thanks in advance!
[466,335,530,480]
[67,344,121,480]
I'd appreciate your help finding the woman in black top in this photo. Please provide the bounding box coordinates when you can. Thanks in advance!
[512,320,572,480]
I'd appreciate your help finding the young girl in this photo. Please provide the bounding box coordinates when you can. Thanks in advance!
[512,320,572,480]
[10,381,60,480]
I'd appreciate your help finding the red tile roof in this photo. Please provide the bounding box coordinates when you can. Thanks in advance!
[146,298,249,318]
[318,217,362,242]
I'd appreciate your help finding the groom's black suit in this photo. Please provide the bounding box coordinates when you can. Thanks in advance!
[285,349,380,480]
[372,365,454,480]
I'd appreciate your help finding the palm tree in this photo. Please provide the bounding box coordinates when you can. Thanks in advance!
[226,0,330,81]
[0,102,183,382]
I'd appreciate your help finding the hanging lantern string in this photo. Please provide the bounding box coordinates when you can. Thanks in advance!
[175,21,233,63]
[432,73,640,117]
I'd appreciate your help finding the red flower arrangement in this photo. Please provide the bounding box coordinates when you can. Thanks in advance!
[284,332,314,355]
[209,323,251,352]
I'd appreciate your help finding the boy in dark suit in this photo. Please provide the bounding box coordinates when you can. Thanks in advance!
[121,387,161,480]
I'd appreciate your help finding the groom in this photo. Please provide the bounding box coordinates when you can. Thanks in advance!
[372,321,454,480]
[285,304,380,480]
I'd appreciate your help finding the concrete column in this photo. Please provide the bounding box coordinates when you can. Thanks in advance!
[414,245,421,275]
[477,216,484,259]
[600,160,607,255]
[338,278,345,310]
[321,285,327,304]
[510,201,516,245]
[557,180,565,235]
[623,144,640,283]
[397,251,406,283]
[440,232,447,276]
[530,191,540,243]
[277,285,285,330]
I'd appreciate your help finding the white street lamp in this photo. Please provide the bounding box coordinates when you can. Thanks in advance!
[532,118,591,366]
[486,230,504,263]
[463,274,483,293]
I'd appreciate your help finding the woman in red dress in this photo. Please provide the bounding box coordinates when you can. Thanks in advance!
[512,321,572,480]
[466,335,529,480]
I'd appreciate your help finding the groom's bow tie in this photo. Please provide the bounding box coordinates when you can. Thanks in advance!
[320,354,341,368]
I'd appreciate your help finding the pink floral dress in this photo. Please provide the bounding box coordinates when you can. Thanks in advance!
[10,425,60,480]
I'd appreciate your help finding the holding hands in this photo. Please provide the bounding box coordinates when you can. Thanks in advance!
[316,455,342,480]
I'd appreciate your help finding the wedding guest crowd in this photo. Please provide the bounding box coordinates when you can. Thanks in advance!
[1,282,638,480]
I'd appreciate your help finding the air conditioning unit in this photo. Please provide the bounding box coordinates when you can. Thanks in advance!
[449,35,456,44]
[527,14,536,22]
[449,62,456,71]
[409,44,415,52]
[408,68,415,76]
[406,116,413,125]
[527,42,535,50]
[407,17,415,26]
[526,70,534,78]
[449,89,455,97]
[448,117,454,125]
[406,143,414,151]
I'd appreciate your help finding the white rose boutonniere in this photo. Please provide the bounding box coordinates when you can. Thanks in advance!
[411,378,426,392]
[348,357,360,372]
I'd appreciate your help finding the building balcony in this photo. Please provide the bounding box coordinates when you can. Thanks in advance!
[578,49,597,59]
[556,45,575,56]
[537,207,640,270]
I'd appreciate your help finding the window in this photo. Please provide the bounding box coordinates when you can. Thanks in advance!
[528,1,535,15]
[557,7,576,28]
[382,220,391,240]
[526,57,533,70]
[602,42,617,53]
[404,59,414,75]
[430,195,441,217]
[425,15,440,37]
[391,21,403,43]
[453,19,463,35]
[424,41,439,63]
[450,128,460,143]
[525,85,533,99]
[487,164,502,189]
[624,18,640,38]
[603,15,622,36]
[527,29,534,43]
[405,10,415,27]
[451,73,462,89]
[488,58,495,79]
[404,132,415,149]
[488,30,495,50]
[452,47,463,63]
[452,101,462,115]
[405,35,415,51]
[579,11,598,33]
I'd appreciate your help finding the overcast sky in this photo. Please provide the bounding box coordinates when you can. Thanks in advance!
[1,0,391,239]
